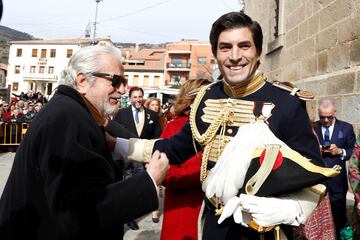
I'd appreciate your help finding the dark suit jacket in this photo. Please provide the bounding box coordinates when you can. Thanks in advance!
[316,119,356,194]
[114,106,161,139]
[0,85,158,240]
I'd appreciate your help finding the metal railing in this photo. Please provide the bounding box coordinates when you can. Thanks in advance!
[0,123,29,146]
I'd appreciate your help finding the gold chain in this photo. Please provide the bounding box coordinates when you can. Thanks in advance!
[189,83,235,182]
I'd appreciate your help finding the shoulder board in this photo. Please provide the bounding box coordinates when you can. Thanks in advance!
[187,80,219,97]
[272,81,314,101]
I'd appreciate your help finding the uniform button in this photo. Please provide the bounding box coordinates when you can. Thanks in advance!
[227,128,233,134]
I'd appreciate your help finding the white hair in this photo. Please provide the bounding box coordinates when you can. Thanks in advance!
[318,99,336,111]
[60,45,123,88]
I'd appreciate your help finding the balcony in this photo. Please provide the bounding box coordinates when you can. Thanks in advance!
[167,50,191,55]
[23,73,58,82]
[166,63,191,71]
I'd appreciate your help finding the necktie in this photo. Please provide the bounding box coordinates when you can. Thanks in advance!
[135,110,139,124]
[324,126,330,146]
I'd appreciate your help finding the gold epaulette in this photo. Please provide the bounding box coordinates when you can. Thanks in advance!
[272,81,314,101]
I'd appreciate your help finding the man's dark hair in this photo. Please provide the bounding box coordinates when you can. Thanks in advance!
[129,86,144,97]
[209,12,263,57]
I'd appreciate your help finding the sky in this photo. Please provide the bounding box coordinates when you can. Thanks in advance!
[1,0,243,44]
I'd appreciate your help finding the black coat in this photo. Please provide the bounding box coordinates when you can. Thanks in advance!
[0,85,158,240]
[114,106,161,139]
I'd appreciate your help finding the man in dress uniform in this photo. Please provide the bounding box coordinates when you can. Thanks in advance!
[114,12,328,239]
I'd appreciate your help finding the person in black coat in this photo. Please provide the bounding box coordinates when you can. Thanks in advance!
[316,99,356,237]
[0,45,169,240]
[114,87,161,140]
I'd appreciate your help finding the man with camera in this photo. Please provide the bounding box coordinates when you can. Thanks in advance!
[315,98,356,238]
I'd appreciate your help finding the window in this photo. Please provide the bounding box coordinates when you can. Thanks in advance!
[66,49,73,58]
[133,75,139,86]
[41,49,47,58]
[48,66,54,74]
[171,75,181,85]
[39,66,45,74]
[50,49,56,58]
[14,65,21,74]
[143,75,149,87]
[266,0,285,54]
[16,48,22,57]
[154,76,160,87]
[12,82,19,91]
[32,49,38,57]
[47,83,53,95]
[30,66,36,73]
[198,57,207,64]
[171,59,182,67]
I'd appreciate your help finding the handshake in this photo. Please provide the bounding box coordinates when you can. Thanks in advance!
[146,150,170,186]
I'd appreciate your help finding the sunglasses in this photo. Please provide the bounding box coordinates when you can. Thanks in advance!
[89,72,127,88]
[319,115,334,120]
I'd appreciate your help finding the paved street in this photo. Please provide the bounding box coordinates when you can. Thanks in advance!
[0,152,163,240]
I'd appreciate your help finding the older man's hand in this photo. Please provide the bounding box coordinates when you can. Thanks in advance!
[146,151,169,185]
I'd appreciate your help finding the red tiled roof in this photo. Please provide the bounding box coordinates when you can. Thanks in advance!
[9,38,112,45]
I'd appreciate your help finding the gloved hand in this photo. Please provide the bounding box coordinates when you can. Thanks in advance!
[218,196,251,226]
[239,194,303,227]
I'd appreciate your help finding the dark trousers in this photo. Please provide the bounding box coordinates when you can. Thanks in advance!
[329,191,347,237]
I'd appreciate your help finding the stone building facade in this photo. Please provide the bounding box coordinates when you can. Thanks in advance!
[244,0,360,131]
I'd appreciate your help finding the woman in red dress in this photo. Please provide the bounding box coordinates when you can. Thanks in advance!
[160,78,211,240]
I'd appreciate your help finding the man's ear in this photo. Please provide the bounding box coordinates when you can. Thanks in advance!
[76,72,88,95]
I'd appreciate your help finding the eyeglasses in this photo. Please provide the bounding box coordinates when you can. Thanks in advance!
[89,72,127,88]
[319,115,334,120]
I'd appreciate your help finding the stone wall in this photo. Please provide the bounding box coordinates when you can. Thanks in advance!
[245,0,360,132]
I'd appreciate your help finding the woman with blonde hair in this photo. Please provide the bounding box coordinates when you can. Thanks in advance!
[145,97,167,131]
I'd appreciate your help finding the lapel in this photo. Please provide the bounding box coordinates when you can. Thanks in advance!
[316,121,324,144]
[331,119,340,144]
[139,109,149,137]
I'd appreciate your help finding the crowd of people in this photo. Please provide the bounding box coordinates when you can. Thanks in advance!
[0,10,359,240]
[0,91,47,125]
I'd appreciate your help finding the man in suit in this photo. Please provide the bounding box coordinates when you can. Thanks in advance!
[114,87,161,139]
[114,86,161,230]
[316,98,356,237]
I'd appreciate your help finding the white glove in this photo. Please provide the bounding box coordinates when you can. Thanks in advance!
[239,194,304,227]
[202,121,289,203]
[218,196,251,226]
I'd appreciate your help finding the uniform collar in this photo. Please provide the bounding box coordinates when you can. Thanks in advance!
[223,71,266,98]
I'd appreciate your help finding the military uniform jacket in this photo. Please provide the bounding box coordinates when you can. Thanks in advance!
[154,79,322,170]
[0,85,158,240]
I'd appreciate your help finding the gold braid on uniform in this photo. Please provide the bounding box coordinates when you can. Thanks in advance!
[189,82,235,182]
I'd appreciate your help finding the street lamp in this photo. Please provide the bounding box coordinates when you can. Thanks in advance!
[93,0,103,44]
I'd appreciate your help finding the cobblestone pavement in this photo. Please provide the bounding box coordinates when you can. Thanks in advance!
[0,152,355,240]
